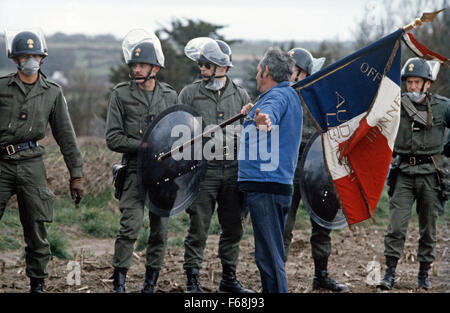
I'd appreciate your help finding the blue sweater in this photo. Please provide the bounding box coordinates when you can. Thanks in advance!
[238,81,302,190]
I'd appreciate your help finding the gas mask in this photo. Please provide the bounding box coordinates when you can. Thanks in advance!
[204,77,225,91]
[406,91,426,104]
[19,56,40,76]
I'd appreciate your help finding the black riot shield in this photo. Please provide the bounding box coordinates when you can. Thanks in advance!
[299,133,348,229]
[138,105,207,217]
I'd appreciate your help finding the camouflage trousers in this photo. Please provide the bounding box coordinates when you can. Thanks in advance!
[384,172,441,263]
[0,157,55,278]
[284,163,331,261]
[183,163,244,270]
[112,169,169,270]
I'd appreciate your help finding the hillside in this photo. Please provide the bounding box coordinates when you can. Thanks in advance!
[0,33,351,85]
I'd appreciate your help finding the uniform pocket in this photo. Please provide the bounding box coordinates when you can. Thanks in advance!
[0,98,12,131]
[122,174,134,192]
[36,187,55,222]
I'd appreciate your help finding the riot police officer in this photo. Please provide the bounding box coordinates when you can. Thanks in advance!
[0,29,84,293]
[179,37,252,293]
[377,57,450,291]
[106,29,178,293]
[284,48,349,292]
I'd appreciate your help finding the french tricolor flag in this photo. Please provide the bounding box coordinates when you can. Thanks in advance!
[293,29,403,226]
[402,32,449,66]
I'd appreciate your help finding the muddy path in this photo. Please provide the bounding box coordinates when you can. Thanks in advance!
[1,222,448,294]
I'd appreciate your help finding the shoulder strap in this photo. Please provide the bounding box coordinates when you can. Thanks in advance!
[401,95,428,126]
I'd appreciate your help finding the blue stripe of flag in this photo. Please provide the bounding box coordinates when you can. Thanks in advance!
[293,29,403,132]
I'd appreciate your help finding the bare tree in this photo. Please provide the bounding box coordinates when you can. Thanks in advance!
[64,68,109,136]
[352,0,449,97]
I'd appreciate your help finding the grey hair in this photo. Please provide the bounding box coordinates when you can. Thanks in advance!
[260,47,294,83]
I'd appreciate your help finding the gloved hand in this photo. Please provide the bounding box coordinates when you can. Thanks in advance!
[70,177,84,204]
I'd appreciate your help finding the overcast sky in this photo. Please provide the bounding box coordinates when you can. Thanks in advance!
[0,0,386,42]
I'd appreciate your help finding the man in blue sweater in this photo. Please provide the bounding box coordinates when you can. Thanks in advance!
[238,47,302,293]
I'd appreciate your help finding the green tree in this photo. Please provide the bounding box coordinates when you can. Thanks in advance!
[311,40,352,68]
[242,57,260,100]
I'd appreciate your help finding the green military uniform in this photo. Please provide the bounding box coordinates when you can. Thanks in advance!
[106,80,177,270]
[384,93,450,263]
[0,72,83,279]
[283,111,332,261]
[179,77,250,271]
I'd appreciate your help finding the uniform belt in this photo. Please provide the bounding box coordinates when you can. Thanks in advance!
[400,155,432,166]
[0,141,38,156]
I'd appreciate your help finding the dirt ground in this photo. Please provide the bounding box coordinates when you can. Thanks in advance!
[0,136,448,293]
[0,221,448,294]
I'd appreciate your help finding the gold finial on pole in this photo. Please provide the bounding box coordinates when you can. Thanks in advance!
[403,9,445,31]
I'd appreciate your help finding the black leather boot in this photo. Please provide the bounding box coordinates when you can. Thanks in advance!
[185,268,203,293]
[141,267,160,293]
[219,264,254,293]
[112,267,127,293]
[312,258,349,292]
[30,277,45,293]
[376,256,398,290]
[418,262,432,290]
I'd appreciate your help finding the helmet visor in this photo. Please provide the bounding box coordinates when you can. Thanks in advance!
[122,29,164,67]
[185,37,231,67]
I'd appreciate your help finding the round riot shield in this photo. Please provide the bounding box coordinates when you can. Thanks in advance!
[138,105,207,217]
[299,133,348,229]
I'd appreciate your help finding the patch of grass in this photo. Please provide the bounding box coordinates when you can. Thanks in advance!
[53,187,121,238]
[241,215,254,240]
[168,211,190,233]
[0,233,22,250]
[0,207,22,251]
[373,189,390,225]
[80,186,117,211]
[167,235,184,248]
[80,207,120,238]
[208,211,221,235]
[47,224,72,260]
[294,203,313,230]
[136,227,149,252]
[53,197,80,226]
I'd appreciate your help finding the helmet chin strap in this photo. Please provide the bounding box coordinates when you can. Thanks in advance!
[201,64,227,81]
[293,67,309,82]
[130,65,155,83]
[404,79,428,96]
[294,67,301,82]
[202,64,215,82]
[420,80,427,94]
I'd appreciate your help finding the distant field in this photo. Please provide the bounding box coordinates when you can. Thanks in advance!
[0,35,345,85]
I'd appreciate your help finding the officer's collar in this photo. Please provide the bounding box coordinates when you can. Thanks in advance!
[8,72,50,89]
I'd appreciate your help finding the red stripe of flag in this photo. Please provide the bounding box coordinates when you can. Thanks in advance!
[336,119,392,225]
[403,32,448,63]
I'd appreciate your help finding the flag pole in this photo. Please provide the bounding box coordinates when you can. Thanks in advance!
[402,9,445,31]
[157,113,245,162]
